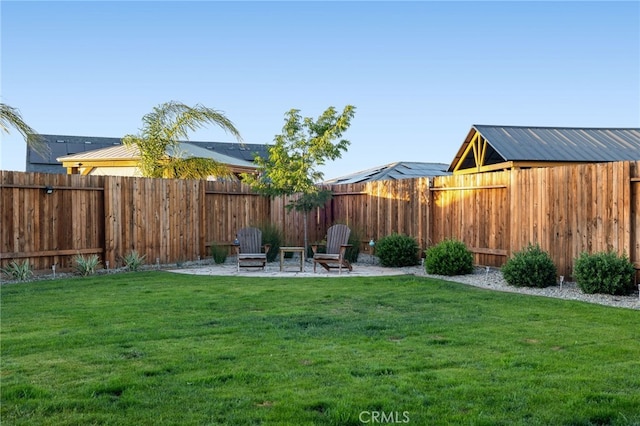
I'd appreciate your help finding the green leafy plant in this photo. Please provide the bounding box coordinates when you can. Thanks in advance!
[573,251,635,295]
[73,254,101,276]
[1,260,33,281]
[345,227,362,264]
[210,244,228,264]
[425,239,474,276]
[259,223,283,263]
[122,101,242,179]
[375,233,420,267]
[241,105,356,253]
[122,250,146,272]
[502,243,557,288]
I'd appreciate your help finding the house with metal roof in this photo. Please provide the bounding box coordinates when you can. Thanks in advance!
[26,134,268,176]
[56,142,259,179]
[449,125,640,175]
[324,162,451,184]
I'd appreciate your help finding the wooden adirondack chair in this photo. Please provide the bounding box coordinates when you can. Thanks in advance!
[311,224,353,273]
[235,227,270,271]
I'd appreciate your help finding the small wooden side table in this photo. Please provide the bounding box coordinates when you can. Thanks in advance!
[279,247,305,272]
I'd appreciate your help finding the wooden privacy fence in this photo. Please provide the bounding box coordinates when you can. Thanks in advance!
[437,161,640,277]
[2,160,639,278]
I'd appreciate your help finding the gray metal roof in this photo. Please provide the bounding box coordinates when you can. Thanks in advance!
[56,143,255,169]
[187,141,268,162]
[324,162,451,184]
[27,134,268,174]
[166,143,255,168]
[473,125,640,162]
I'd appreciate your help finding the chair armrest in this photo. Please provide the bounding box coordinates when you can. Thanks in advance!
[338,244,352,256]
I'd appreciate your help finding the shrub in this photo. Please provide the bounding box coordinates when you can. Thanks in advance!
[73,254,101,276]
[425,239,474,276]
[259,223,283,263]
[122,250,146,271]
[375,233,420,267]
[573,251,635,295]
[1,260,33,281]
[210,244,228,264]
[502,244,556,288]
[345,227,362,264]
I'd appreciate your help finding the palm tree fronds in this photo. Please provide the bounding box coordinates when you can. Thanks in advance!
[0,103,50,157]
[162,157,232,180]
[125,101,243,178]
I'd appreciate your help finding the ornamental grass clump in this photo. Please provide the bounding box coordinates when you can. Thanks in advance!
[345,227,362,264]
[259,223,283,263]
[1,260,33,281]
[123,250,146,271]
[73,254,101,276]
[210,245,228,264]
[501,243,556,288]
[424,239,474,276]
[573,251,635,295]
[375,233,420,267]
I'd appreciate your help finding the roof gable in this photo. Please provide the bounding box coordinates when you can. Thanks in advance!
[449,125,640,174]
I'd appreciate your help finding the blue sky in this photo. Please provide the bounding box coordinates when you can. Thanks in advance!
[1,1,639,180]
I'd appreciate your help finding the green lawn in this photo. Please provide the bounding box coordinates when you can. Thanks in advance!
[1,272,639,425]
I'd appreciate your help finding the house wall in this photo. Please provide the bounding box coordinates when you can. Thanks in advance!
[89,167,141,176]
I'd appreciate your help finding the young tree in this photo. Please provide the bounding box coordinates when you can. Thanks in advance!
[0,103,49,157]
[123,101,242,178]
[243,105,356,252]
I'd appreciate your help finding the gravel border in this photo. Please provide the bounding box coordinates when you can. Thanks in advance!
[419,266,640,310]
[356,253,639,310]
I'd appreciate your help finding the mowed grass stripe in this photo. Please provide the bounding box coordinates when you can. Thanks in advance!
[2,272,639,425]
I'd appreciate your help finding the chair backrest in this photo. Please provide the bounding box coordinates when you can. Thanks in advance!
[236,227,262,254]
[326,224,351,254]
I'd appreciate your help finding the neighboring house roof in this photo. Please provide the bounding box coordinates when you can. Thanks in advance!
[324,162,451,184]
[26,134,269,174]
[56,142,257,177]
[167,143,257,169]
[449,125,640,174]
[56,144,138,162]
[187,141,267,163]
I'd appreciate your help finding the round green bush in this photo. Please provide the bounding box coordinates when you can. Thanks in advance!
[573,251,635,295]
[501,243,556,288]
[424,239,474,276]
[375,233,420,267]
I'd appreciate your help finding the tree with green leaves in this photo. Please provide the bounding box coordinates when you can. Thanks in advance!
[123,101,242,179]
[0,103,49,157]
[243,105,356,252]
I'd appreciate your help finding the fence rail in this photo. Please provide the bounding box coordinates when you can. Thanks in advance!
[2,160,639,278]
